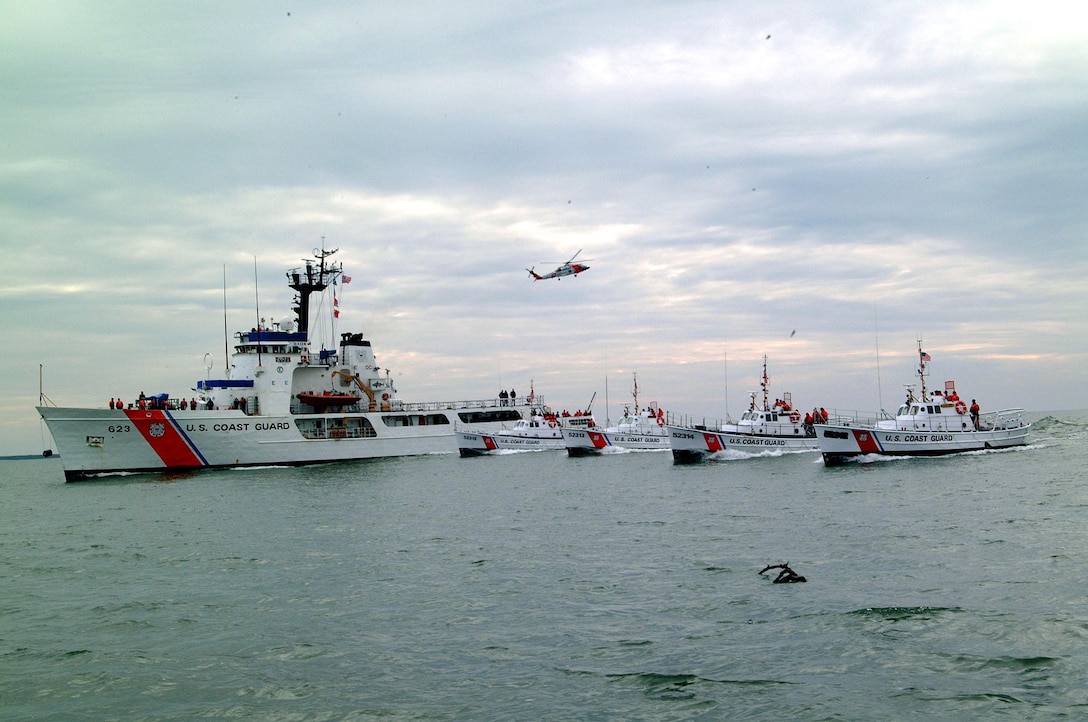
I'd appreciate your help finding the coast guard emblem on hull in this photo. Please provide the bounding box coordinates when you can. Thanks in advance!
[150,423,166,438]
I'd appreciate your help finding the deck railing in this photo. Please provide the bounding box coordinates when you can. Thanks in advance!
[668,408,889,431]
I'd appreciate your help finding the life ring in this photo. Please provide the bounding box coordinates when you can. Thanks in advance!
[382,392,390,401]
[548,419,557,428]
[300,355,309,364]
[955,400,967,415]
[789,410,801,423]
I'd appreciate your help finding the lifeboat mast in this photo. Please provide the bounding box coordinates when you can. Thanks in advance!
[916,338,930,402]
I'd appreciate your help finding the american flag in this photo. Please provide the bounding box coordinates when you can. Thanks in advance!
[920,351,932,362]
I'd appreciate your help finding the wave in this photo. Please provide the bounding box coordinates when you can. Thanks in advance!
[705,447,818,462]
[1031,414,1088,439]
[832,443,1040,466]
[945,653,1060,674]
[596,446,670,455]
[848,606,963,620]
[605,671,795,700]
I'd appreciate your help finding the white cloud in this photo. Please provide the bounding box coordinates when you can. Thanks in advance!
[1,1,1086,455]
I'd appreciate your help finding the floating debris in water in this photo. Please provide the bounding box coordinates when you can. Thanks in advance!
[759,562,806,583]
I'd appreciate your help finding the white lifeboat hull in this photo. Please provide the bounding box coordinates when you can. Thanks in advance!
[818,340,1034,466]
[561,426,669,455]
[667,424,819,463]
[458,414,597,456]
[457,429,565,455]
[817,417,1031,465]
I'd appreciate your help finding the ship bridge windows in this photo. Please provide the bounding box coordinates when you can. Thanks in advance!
[235,343,297,355]
[234,340,305,355]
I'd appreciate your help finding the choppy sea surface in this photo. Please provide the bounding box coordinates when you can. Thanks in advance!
[2,411,1085,721]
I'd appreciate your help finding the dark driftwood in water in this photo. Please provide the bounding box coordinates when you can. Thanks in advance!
[759,562,807,583]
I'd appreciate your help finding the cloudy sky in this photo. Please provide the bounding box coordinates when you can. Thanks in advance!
[2,1,1085,455]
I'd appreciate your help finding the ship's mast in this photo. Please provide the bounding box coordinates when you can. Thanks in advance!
[916,338,930,402]
[288,245,341,338]
[761,354,770,410]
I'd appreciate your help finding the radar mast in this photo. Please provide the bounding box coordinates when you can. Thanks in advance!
[287,245,341,338]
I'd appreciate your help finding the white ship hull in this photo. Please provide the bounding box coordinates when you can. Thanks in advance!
[561,427,670,455]
[458,408,597,456]
[817,341,1031,466]
[40,404,525,480]
[667,357,821,463]
[38,248,545,481]
[817,423,1030,466]
[457,430,565,455]
[667,424,818,463]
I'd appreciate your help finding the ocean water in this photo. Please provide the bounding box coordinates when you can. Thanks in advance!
[1,411,1085,721]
